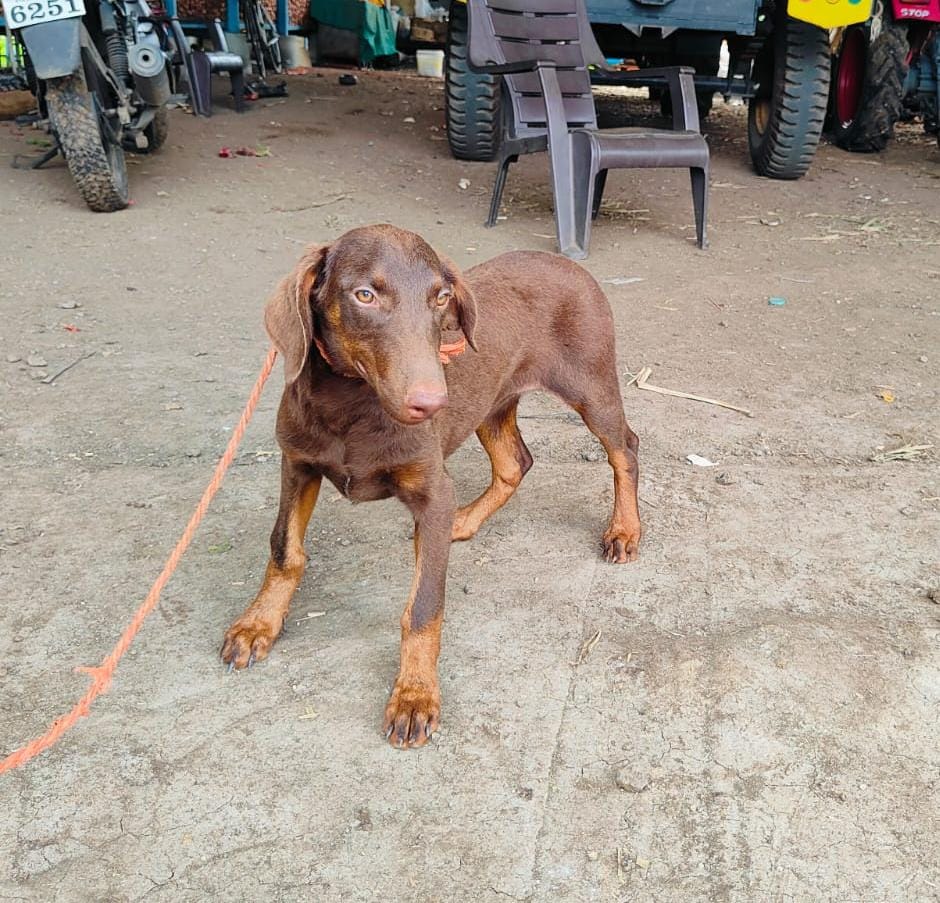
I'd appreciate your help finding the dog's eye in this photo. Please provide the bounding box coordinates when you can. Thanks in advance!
[436,289,452,307]
[354,288,375,305]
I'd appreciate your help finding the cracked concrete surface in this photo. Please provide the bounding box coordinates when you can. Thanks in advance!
[1,70,938,901]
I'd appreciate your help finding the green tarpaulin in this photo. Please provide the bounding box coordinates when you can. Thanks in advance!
[310,0,397,65]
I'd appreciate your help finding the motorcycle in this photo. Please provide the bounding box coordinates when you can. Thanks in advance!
[2,0,176,211]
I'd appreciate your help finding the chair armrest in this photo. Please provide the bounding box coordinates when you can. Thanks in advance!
[534,62,571,169]
[468,58,544,76]
[595,65,700,131]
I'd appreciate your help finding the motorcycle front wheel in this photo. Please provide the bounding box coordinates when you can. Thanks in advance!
[45,71,129,212]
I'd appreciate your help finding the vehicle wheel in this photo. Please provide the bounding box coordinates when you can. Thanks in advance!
[46,72,129,212]
[445,1,500,162]
[748,14,831,179]
[829,15,909,152]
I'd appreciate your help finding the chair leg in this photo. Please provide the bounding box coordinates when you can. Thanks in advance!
[486,154,514,228]
[566,131,597,259]
[548,133,593,260]
[189,52,213,117]
[231,68,247,113]
[690,166,708,249]
[591,169,608,220]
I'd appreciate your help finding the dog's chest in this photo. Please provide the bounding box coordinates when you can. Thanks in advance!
[306,429,424,503]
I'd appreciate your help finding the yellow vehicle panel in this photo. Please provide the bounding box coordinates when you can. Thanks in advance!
[788,0,873,28]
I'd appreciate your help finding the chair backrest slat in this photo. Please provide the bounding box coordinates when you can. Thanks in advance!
[508,68,592,94]
[513,94,596,126]
[485,0,578,13]
[487,9,581,41]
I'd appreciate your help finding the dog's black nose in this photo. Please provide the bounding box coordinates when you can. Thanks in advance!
[403,387,448,421]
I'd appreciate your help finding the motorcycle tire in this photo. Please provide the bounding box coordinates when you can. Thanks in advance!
[829,16,909,152]
[46,72,129,212]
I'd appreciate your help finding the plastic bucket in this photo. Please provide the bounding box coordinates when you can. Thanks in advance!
[416,49,445,78]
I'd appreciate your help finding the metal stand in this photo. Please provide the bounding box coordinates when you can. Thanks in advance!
[12,142,61,170]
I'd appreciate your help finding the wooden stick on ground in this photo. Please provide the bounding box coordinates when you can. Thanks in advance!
[630,366,753,417]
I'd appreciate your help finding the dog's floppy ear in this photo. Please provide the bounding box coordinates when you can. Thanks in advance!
[264,243,329,384]
[438,254,478,350]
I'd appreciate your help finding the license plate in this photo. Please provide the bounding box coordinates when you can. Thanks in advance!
[1,0,85,28]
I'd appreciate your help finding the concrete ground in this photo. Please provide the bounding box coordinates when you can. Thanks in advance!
[1,70,938,902]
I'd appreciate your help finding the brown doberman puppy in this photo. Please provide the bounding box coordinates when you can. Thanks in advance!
[221,224,641,748]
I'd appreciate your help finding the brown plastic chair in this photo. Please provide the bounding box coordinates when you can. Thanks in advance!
[466,0,709,258]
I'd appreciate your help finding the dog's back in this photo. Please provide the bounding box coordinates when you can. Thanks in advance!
[439,251,620,451]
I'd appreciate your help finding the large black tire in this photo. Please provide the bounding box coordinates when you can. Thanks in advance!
[829,16,909,152]
[748,15,831,180]
[46,73,129,212]
[445,1,500,162]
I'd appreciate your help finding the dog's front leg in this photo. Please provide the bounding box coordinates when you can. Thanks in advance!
[221,455,321,670]
[384,465,456,749]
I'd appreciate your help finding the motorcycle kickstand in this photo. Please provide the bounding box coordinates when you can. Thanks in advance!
[30,142,62,169]
[12,141,62,170]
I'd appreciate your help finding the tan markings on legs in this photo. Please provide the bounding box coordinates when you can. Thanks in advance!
[575,400,642,564]
[385,472,454,748]
[452,402,532,542]
[221,466,321,669]
[383,609,443,750]
[602,444,642,563]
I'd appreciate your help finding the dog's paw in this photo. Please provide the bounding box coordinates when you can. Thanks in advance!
[603,527,640,564]
[450,507,479,542]
[383,677,440,749]
[220,615,282,671]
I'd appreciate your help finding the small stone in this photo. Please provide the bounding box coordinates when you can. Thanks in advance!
[458,178,470,190]
[6,354,21,363]
[462,584,472,594]
[185,450,202,458]
[26,354,47,367]
[716,472,735,486]
[30,370,48,380]
[919,355,928,363]
[403,116,415,123]
[339,538,351,546]
[580,448,603,462]
[58,300,80,309]
[926,588,939,605]
[615,764,650,793]
[586,851,599,862]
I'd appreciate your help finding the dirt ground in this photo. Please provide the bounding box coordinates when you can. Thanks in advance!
[1,69,939,902]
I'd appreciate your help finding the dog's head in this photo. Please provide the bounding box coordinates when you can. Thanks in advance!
[265,225,477,425]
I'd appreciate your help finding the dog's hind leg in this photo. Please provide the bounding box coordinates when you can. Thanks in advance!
[581,395,641,563]
[553,370,641,563]
[452,399,533,542]
[221,456,321,669]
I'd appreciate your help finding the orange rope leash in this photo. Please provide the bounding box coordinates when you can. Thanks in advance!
[0,346,279,775]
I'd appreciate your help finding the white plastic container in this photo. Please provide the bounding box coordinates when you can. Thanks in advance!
[416,49,445,78]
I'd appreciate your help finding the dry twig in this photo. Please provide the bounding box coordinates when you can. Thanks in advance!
[629,367,753,417]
